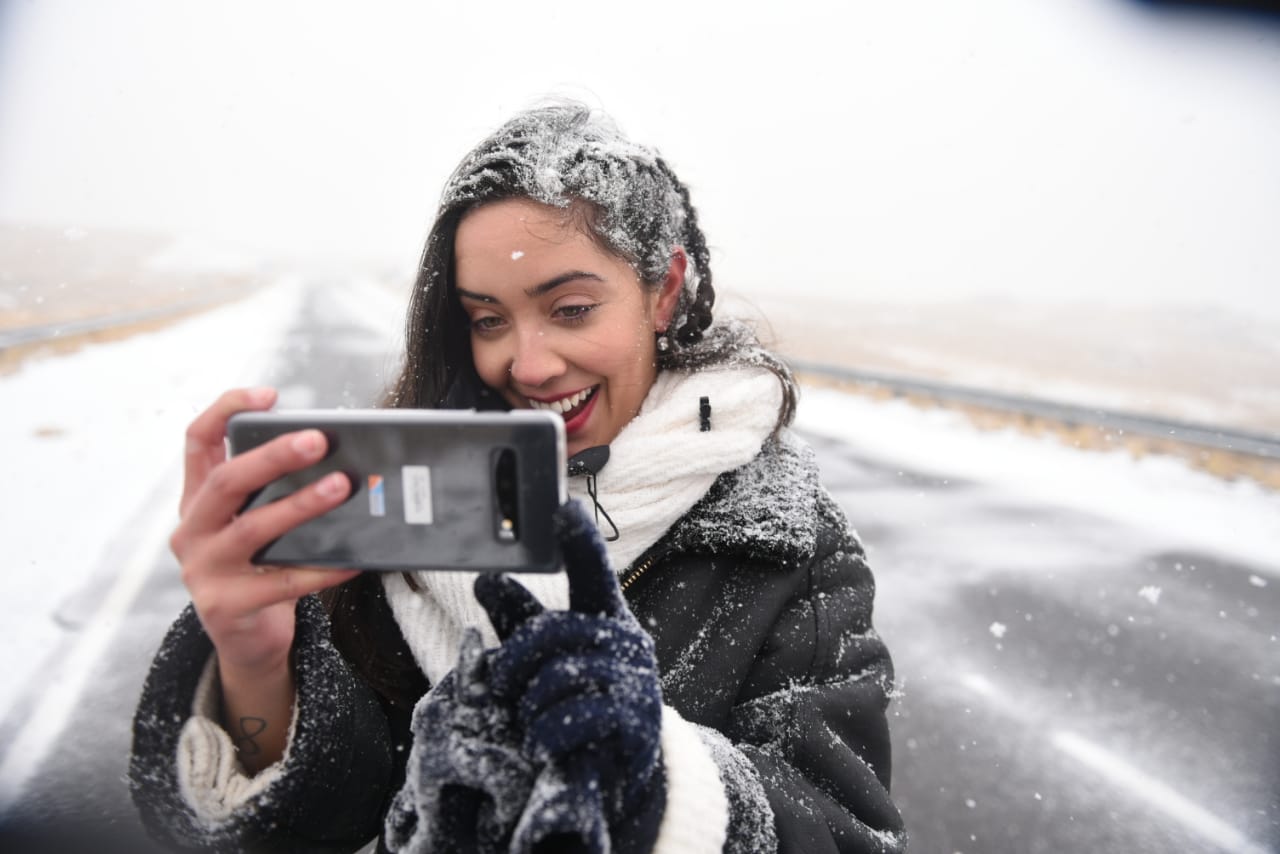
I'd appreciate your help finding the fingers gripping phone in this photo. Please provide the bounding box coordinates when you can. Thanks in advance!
[226,410,567,572]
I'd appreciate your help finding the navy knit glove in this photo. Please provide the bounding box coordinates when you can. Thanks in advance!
[474,500,666,854]
[384,628,536,854]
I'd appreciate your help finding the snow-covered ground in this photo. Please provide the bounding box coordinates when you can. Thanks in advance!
[794,388,1280,574]
[0,281,308,726]
[2,282,1277,728]
[736,292,1280,436]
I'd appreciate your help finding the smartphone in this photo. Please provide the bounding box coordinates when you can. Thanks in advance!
[226,409,566,572]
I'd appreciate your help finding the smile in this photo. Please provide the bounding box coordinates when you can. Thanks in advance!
[527,386,598,418]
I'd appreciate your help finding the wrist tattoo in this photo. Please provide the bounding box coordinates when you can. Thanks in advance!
[234,716,268,756]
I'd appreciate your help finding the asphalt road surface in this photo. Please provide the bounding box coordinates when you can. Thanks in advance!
[1,280,1275,853]
[815,433,1278,854]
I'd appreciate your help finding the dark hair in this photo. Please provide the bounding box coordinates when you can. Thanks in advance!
[385,102,796,427]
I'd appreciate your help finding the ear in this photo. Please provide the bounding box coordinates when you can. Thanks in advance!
[654,247,687,332]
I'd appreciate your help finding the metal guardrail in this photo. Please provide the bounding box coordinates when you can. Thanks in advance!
[791,360,1280,460]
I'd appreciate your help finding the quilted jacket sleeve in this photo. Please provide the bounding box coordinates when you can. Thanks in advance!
[727,492,905,853]
[128,595,397,853]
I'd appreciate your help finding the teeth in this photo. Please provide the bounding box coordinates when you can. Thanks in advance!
[529,387,593,414]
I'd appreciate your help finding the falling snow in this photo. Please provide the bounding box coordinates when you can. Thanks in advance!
[1138,586,1162,605]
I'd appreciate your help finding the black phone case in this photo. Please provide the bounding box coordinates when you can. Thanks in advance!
[226,410,566,572]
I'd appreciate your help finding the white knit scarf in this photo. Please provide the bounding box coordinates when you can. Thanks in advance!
[383,365,782,685]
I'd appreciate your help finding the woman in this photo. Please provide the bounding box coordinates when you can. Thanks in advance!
[130,103,906,853]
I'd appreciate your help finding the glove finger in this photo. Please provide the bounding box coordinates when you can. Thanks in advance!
[509,764,607,854]
[554,500,624,618]
[435,784,488,852]
[383,786,420,852]
[523,692,621,759]
[474,573,545,641]
[527,677,661,767]
[519,653,614,719]
[488,613,608,697]
[520,651,653,723]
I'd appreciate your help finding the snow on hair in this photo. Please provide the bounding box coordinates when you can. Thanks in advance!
[438,103,702,300]
[391,101,795,432]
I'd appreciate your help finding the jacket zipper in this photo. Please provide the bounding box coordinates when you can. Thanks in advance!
[621,551,663,593]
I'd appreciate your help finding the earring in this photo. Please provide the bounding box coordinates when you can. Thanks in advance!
[656,331,670,353]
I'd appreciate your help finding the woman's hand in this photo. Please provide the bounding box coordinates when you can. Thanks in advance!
[385,628,536,854]
[169,387,359,770]
[474,501,665,853]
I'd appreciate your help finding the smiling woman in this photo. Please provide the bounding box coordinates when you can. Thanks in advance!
[128,102,903,854]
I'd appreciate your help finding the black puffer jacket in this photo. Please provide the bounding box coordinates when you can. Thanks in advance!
[130,434,905,853]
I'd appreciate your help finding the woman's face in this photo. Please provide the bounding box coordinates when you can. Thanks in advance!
[454,198,684,457]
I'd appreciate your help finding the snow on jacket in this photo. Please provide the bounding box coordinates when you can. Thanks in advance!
[130,429,905,853]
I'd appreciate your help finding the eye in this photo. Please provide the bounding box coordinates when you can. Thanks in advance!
[555,303,598,324]
[470,314,506,333]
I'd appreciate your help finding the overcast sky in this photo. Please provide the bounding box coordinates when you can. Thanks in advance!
[1,0,1277,315]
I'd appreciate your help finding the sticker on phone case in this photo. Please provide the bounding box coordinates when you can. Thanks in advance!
[402,465,433,524]
[368,475,386,517]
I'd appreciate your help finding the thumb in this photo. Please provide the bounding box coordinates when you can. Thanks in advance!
[454,627,489,705]
[474,573,545,641]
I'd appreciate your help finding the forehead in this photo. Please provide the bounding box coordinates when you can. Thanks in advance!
[455,198,580,261]
[453,199,640,299]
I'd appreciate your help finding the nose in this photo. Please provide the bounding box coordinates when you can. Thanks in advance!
[508,328,566,390]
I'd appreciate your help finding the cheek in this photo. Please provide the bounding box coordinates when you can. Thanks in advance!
[602,334,657,392]
[589,329,649,373]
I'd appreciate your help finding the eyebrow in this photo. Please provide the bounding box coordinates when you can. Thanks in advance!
[456,271,605,304]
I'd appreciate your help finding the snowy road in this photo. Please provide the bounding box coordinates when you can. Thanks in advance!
[0,279,1276,852]
[807,428,1279,854]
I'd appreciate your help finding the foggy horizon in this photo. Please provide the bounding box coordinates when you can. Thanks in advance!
[1,0,1278,317]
